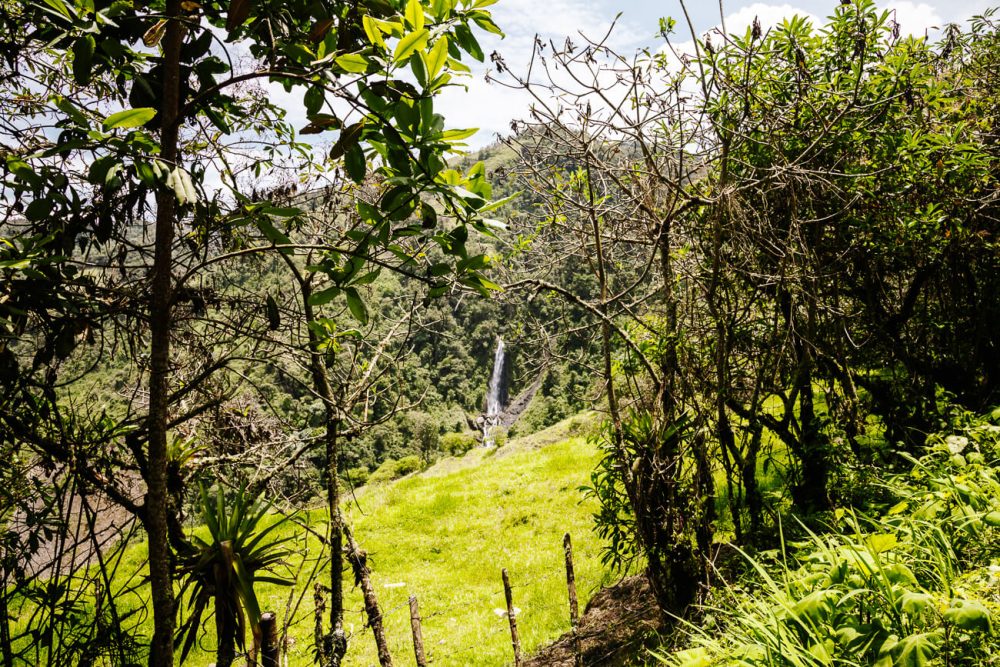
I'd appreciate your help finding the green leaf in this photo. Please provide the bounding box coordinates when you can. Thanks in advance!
[260,205,301,217]
[893,632,942,667]
[362,15,386,48]
[404,0,424,30]
[380,185,418,220]
[304,86,324,115]
[671,647,712,667]
[943,599,992,632]
[791,589,839,624]
[441,127,478,141]
[40,0,74,20]
[454,22,483,61]
[344,143,366,183]
[883,563,917,586]
[431,0,457,18]
[72,34,96,86]
[411,51,428,87]
[103,107,156,129]
[25,198,54,221]
[393,28,429,63]
[257,218,291,247]
[865,533,897,554]
[352,270,380,285]
[308,285,341,306]
[335,53,370,73]
[471,11,504,36]
[357,200,381,222]
[420,202,437,228]
[426,37,449,78]
[899,592,934,616]
[345,287,369,325]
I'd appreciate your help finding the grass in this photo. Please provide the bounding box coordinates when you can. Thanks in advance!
[13,416,609,666]
[328,429,606,667]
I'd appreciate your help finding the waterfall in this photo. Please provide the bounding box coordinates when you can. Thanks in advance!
[483,336,506,446]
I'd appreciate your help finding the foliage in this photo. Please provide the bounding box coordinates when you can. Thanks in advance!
[1,0,506,658]
[367,454,425,485]
[499,0,1000,620]
[440,431,477,456]
[43,423,605,666]
[657,410,1000,667]
[176,485,293,665]
[581,419,640,573]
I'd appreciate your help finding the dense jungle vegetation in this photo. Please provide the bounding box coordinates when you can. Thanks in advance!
[2,0,1000,665]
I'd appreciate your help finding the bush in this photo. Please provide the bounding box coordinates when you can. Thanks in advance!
[341,465,370,488]
[441,432,477,456]
[394,455,423,476]
[367,455,425,485]
[656,409,1000,667]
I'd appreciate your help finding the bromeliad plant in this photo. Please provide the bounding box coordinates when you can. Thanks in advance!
[175,485,293,667]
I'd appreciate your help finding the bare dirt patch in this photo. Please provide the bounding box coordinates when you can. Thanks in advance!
[523,574,663,667]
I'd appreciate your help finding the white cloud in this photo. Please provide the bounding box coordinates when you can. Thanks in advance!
[718,2,820,36]
[885,1,942,37]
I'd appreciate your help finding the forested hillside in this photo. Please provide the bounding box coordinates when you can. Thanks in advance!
[2,0,1000,666]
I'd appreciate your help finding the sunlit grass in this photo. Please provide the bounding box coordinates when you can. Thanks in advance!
[13,417,608,666]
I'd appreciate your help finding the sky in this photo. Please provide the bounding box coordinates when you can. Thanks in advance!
[432,0,997,147]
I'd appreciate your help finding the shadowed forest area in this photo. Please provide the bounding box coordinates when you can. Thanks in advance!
[2,0,1000,665]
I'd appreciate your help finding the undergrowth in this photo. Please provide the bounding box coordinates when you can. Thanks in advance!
[658,410,1000,667]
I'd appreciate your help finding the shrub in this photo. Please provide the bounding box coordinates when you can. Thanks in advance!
[341,466,370,488]
[441,432,477,456]
[367,455,425,485]
[394,455,423,476]
[656,409,1000,667]
[367,458,399,485]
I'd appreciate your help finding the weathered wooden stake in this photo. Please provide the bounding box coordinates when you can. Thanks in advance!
[408,595,428,667]
[260,612,280,667]
[344,524,394,667]
[313,583,330,665]
[502,568,522,667]
[564,533,582,667]
[563,533,579,624]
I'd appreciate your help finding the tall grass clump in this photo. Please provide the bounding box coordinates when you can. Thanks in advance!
[659,410,1000,667]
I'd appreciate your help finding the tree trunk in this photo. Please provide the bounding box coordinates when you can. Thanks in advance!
[296,277,347,666]
[0,563,11,667]
[146,2,183,665]
[793,346,831,513]
[742,425,764,540]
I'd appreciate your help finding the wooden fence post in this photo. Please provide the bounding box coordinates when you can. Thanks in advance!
[409,595,428,667]
[344,524,394,667]
[260,612,279,667]
[502,568,522,667]
[564,533,582,667]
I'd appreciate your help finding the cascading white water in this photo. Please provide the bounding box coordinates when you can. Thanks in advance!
[483,336,505,446]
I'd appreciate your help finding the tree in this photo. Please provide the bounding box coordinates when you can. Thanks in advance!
[1,0,501,663]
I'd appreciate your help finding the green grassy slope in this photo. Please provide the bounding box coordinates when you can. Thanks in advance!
[330,429,605,667]
[61,418,608,667]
